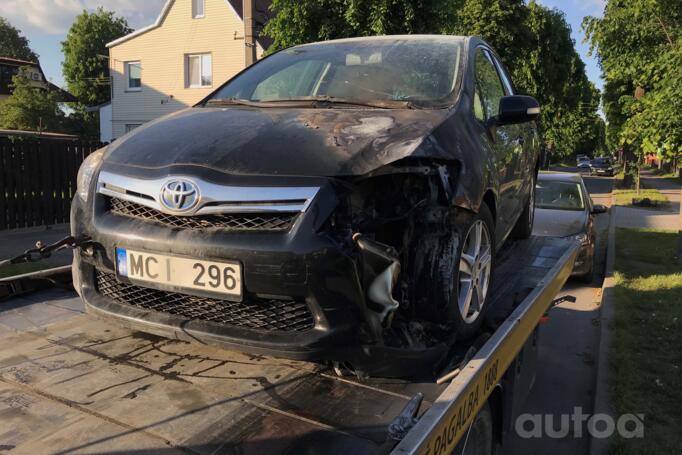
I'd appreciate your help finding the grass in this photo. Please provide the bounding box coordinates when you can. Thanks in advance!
[613,187,670,209]
[610,228,682,454]
[0,262,52,279]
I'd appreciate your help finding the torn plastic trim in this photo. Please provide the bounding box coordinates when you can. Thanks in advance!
[353,233,401,329]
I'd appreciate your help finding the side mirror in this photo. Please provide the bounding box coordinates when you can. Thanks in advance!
[591,204,608,214]
[497,95,541,125]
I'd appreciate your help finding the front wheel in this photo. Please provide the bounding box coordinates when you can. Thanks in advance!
[449,204,495,339]
[409,205,495,339]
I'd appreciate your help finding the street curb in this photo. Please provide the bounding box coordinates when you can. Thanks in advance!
[589,196,617,455]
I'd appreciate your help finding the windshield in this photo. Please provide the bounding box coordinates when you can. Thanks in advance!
[208,37,463,108]
[592,158,611,167]
[535,180,586,211]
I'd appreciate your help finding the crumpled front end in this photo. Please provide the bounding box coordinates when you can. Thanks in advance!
[72,159,458,375]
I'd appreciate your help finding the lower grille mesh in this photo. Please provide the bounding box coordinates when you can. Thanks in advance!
[108,197,297,231]
[95,270,314,332]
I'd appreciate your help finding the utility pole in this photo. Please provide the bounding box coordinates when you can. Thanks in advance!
[243,0,256,67]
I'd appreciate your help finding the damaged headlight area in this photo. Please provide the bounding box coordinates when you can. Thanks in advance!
[76,148,106,202]
[571,233,589,245]
[323,159,460,345]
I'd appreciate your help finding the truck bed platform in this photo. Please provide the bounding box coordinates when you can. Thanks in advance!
[0,236,577,454]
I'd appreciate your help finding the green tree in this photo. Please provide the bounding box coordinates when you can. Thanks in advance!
[61,8,131,138]
[263,0,458,51]
[0,17,38,61]
[584,0,682,167]
[264,0,605,159]
[0,71,65,132]
[62,8,131,106]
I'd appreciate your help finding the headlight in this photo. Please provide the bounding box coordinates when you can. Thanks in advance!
[76,148,105,201]
[572,233,589,245]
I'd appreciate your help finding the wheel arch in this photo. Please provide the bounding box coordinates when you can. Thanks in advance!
[481,189,497,227]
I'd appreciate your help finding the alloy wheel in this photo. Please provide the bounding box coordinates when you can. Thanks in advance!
[458,220,492,324]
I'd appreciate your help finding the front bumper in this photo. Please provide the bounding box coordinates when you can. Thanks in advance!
[71,168,376,361]
[592,168,613,176]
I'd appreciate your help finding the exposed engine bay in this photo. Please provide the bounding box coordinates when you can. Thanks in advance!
[328,160,463,353]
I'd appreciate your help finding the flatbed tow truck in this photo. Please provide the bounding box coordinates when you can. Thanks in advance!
[0,236,577,455]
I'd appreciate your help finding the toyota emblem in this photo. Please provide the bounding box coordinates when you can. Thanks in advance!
[160,179,199,212]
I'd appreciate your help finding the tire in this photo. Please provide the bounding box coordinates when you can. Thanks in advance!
[577,244,595,283]
[451,204,495,338]
[452,402,494,455]
[406,204,495,339]
[578,266,594,283]
[409,205,495,339]
[511,173,535,239]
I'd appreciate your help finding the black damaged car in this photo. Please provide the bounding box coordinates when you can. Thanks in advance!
[72,35,541,376]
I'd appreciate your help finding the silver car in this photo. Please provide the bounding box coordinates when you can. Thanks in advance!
[532,172,607,282]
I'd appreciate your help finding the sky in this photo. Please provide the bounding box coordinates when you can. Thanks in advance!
[1,0,605,91]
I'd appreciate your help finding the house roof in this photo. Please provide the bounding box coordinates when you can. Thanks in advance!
[86,101,111,112]
[107,0,273,50]
[0,56,38,66]
[0,57,76,102]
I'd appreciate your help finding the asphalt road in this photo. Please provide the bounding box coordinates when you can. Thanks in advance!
[506,168,614,454]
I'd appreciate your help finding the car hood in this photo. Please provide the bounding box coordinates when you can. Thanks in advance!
[103,106,450,177]
[532,208,587,237]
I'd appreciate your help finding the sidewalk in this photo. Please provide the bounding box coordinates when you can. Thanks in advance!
[615,170,680,230]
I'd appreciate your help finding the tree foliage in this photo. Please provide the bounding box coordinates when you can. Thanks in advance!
[0,17,38,62]
[584,0,682,163]
[263,0,605,158]
[0,72,65,132]
[61,8,131,139]
[263,0,457,49]
[62,8,131,106]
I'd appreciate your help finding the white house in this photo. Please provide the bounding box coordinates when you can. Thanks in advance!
[105,0,271,140]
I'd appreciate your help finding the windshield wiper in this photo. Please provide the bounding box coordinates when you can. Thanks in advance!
[206,96,415,109]
[205,98,271,107]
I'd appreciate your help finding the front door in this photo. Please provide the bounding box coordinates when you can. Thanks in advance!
[473,48,523,243]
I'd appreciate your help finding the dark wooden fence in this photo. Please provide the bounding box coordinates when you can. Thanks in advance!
[0,137,102,230]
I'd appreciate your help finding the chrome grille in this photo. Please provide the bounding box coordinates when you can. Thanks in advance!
[108,197,297,231]
[95,270,315,332]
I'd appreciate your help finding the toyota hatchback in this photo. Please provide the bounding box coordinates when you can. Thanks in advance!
[72,35,540,375]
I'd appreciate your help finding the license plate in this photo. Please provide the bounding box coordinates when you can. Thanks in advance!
[115,248,242,299]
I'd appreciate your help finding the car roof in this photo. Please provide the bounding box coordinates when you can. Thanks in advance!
[538,171,584,183]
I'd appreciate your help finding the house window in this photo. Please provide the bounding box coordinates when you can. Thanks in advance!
[125,124,142,133]
[126,61,141,91]
[192,0,205,18]
[186,54,212,88]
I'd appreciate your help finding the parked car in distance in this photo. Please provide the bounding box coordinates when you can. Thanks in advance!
[532,172,607,282]
[590,157,614,176]
[71,35,541,375]
[577,155,592,170]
